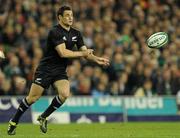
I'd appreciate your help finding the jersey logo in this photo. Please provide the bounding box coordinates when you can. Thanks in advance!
[35,78,42,84]
[72,36,77,41]
[63,36,67,41]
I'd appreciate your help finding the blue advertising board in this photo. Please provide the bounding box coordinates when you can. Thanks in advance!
[0,96,179,123]
[32,97,178,115]
[0,97,32,122]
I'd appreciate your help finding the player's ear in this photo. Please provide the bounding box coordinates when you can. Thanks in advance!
[58,15,62,20]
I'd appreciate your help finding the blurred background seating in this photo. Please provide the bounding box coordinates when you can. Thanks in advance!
[0,0,179,96]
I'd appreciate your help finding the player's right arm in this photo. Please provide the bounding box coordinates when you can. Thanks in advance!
[55,43,93,58]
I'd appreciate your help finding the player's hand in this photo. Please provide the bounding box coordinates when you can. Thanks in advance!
[0,51,5,59]
[83,49,94,57]
[96,57,110,66]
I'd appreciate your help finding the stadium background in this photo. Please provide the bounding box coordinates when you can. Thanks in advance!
[0,0,180,124]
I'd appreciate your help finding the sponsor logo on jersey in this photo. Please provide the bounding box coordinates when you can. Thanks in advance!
[35,78,42,84]
[72,36,77,41]
[63,36,67,41]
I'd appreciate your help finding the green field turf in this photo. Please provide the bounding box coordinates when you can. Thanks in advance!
[0,122,180,138]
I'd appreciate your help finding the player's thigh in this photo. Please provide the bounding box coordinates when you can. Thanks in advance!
[53,79,70,98]
[26,83,44,103]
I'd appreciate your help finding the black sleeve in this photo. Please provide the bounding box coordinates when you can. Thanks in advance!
[76,31,85,49]
[49,29,65,48]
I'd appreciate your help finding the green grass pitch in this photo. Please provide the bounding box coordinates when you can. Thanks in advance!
[0,122,180,138]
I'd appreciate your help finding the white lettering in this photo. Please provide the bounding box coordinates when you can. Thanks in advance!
[77,115,92,123]
[99,97,109,106]
[0,99,11,110]
[65,97,94,106]
[99,115,106,123]
[158,98,163,108]
[136,98,147,109]
[111,97,122,106]
[11,98,20,109]
[124,97,136,109]
[124,97,164,109]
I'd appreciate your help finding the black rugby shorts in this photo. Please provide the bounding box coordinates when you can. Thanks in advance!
[33,66,68,89]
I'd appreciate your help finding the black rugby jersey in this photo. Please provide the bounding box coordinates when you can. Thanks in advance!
[38,24,84,70]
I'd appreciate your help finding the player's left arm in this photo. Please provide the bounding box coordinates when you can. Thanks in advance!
[80,46,109,66]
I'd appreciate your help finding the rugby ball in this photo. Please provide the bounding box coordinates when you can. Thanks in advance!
[147,32,168,48]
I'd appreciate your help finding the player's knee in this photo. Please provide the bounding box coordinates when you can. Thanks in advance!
[60,90,70,99]
[26,95,40,104]
[31,96,40,103]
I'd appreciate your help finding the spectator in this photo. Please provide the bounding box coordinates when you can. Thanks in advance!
[4,55,22,79]
[10,75,27,95]
[92,82,107,97]
[0,0,179,96]
[76,74,91,95]
[0,71,11,95]
[134,79,154,97]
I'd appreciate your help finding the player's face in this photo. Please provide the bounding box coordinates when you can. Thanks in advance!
[61,10,73,26]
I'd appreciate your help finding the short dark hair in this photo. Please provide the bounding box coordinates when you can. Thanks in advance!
[57,5,72,17]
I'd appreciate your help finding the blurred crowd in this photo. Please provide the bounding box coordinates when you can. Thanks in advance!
[0,0,180,97]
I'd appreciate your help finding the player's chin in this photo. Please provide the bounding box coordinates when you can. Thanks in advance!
[68,22,73,26]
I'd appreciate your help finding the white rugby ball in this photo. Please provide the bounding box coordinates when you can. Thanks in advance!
[147,32,168,48]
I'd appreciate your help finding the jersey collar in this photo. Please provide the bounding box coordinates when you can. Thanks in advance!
[58,24,71,32]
